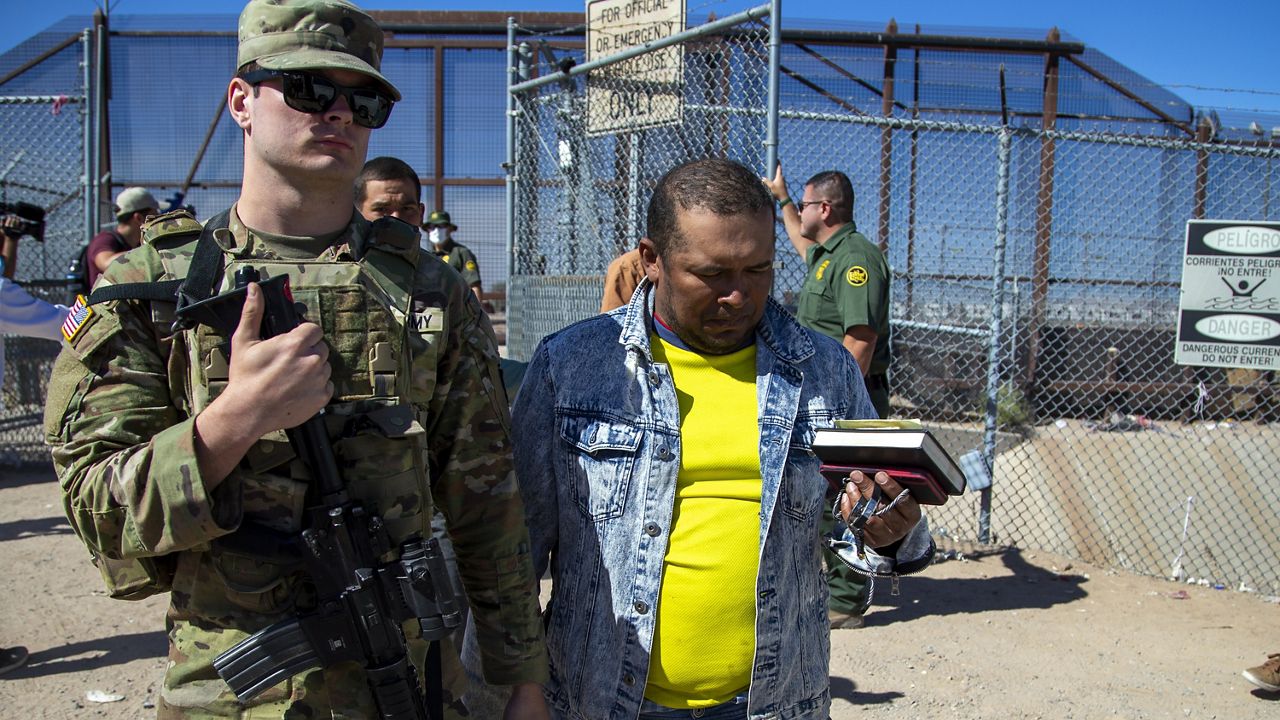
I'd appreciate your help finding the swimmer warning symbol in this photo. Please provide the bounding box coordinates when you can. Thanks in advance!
[1175,220,1280,370]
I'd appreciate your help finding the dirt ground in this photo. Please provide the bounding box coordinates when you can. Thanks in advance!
[1,466,1277,719]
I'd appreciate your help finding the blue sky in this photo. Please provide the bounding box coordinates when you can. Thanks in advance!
[3,0,1278,116]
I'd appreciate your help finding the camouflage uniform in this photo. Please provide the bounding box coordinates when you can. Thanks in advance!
[44,207,548,718]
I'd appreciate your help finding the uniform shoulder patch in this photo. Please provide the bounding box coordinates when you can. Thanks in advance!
[464,260,477,271]
[61,294,95,342]
[846,265,868,287]
[140,210,202,246]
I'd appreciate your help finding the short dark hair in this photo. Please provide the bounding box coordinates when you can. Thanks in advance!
[804,170,854,224]
[646,157,774,257]
[236,60,263,98]
[356,156,422,204]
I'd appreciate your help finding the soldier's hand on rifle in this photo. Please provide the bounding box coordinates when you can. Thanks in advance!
[227,282,333,434]
[194,282,333,485]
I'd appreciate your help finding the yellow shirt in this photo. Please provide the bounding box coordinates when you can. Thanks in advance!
[645,337,762,709]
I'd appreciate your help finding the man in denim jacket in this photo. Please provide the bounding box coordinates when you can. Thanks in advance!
[513,158,934,720]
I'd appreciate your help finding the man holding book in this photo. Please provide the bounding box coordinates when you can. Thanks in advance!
[764,164,891,629]
[512,157,933,719]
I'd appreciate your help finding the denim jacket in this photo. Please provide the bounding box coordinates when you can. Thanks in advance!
[513,281,934,720]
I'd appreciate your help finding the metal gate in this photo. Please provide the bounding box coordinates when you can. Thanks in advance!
[506,4,776,355]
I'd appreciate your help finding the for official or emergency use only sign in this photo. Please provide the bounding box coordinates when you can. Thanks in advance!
[1175,220,1280,370]
[585,0,685,136]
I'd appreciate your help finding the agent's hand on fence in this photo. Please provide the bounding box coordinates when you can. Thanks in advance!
[762,163,788,203]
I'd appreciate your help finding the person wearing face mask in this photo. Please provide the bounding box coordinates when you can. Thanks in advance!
[424,210,482,301]
[355,156,425,230]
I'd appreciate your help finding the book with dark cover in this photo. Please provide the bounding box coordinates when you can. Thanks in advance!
[813,424,967,506]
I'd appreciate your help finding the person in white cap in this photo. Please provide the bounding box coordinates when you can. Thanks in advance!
[85,186,159,289]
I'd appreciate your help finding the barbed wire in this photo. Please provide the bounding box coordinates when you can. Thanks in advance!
[495,15,1280,126]
[1159,84,1280,99]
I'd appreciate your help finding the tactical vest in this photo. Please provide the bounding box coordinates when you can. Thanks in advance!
[92,210,437,603]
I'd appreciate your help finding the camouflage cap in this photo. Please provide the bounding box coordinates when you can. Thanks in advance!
[238,0,401,101]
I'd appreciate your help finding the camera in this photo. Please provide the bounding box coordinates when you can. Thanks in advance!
[0,201,46,242]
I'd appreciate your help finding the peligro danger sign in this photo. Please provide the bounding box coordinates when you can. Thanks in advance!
[1175,220,1280,370]
[585,0,685,136]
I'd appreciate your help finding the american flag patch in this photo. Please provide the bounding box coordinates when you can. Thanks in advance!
[62,294,94,342]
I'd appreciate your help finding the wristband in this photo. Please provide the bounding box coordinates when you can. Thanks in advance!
[777,197,792,208]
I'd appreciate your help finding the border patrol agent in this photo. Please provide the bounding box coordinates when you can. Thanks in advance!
[764,165,891,630]
[44,1,550,717]
[423,210,483,302]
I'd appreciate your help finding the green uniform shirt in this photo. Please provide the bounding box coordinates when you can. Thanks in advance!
[435,241,481,288]
[795,222,891,377]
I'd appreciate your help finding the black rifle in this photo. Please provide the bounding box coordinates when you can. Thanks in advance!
[0,201,45,241]
[186,267,460,720]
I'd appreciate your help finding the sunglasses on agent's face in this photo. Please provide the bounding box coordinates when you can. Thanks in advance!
[239,69,395,129]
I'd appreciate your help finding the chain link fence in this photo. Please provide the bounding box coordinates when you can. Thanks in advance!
[1,8,1276,595]
[507,8,772,352]
[509,13,1280,595]
[769,116,1279,597]
[0,42,88,465]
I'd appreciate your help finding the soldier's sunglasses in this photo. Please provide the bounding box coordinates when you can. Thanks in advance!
[238,69,394,129]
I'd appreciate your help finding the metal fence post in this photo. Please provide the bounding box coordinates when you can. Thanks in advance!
[505,17,517,280]
[877,19,897,252]
[93,10,108,227]
[764,0,780,175]
[1024,28,1061,414]
[981,125,1012,543]
[81,29,93,255]
[1193,115,1212,219]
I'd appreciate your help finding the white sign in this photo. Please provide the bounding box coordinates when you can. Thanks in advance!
[1175,220,1280,370]
[585,0,685,135]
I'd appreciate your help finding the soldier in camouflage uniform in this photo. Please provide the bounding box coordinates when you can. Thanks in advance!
[43,1,550,718]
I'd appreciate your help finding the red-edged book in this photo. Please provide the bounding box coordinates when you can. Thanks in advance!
[814,421,967,506]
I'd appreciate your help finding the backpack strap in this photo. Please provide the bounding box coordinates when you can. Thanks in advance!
[86,210,231,307]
